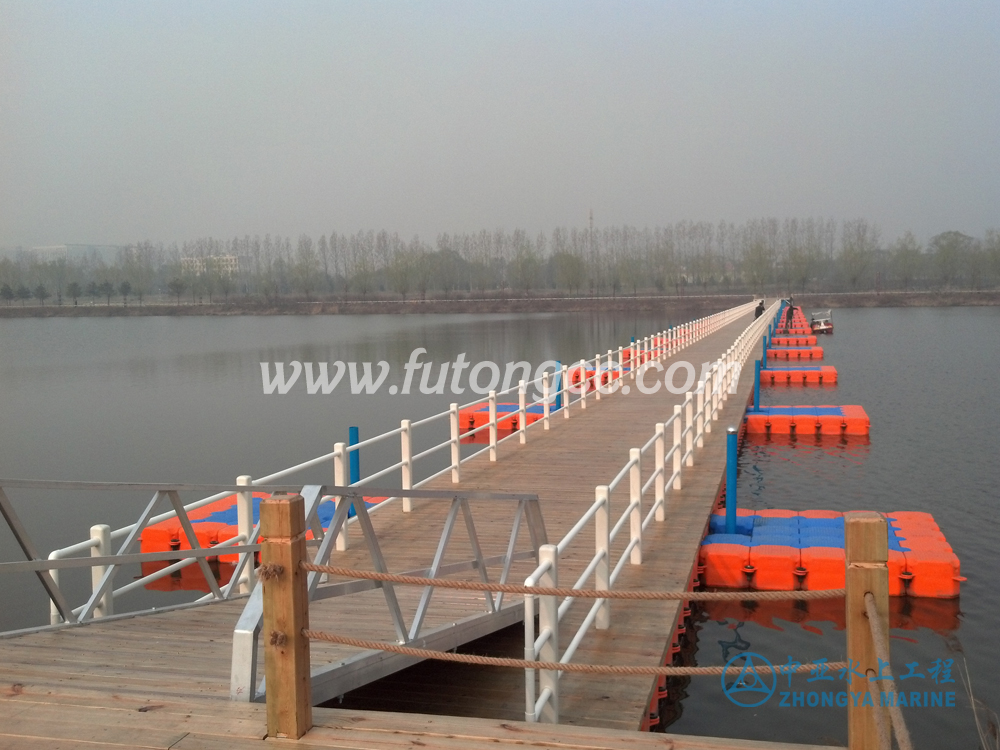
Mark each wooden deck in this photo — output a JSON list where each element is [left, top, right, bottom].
[[0, 691, 844, 749], [0, 311, 844, 749]]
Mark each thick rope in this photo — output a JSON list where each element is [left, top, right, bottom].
[[865, 592, 915, 750], [301, 562, 844, 602], [867, 668, 893, 750], [303, 629, 846, 677]]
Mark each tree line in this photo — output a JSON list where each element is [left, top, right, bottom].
[[2, 219, 999, 306]]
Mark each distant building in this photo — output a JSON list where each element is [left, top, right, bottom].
[[28, 244, 124, 263], [180, 255, 241, 276]]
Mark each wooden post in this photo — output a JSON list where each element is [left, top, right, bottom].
[[845, 511, 890, 750], [594, 353, 602, 400], [261, 493, 312, 740], [578, 360, 587, 410]]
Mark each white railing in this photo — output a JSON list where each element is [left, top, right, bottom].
[[523, 300, 778, 723], [43, 299, 765, 625]]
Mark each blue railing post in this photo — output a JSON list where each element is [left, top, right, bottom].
[[726, 426, 738, 534], [555, 361, 562, 411], [753, 359, 761, 412], [348, 426, 360, 484]]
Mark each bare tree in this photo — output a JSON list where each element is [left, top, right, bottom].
[[295, 234, 320, 300], [890, 231, 923, 290], [929, 231, 974, 288], [840, 219, 881, 290]]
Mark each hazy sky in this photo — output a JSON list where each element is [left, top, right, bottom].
[[2, 1, 998, 248]]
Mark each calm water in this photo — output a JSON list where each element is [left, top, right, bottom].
[[1, 308, 997, 747], [0, 311, 678, 631], [658, 307, 1000, 748]]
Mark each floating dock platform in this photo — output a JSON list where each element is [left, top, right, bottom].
[[700, 510, 963, 598], [760, 365, 838, 385], [771, 335, 818, 346], [744, 405, 869, 435], [767, 346, 824, 361]]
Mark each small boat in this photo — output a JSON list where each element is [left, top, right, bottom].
[[810, 309, 833, 335]]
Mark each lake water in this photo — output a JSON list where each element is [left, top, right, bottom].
[[657, 307, 1000, 748], [1, 307, 996, 747], [0, 310, 675, 630]]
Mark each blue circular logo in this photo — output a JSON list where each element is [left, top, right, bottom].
[[721, 651, 776, 707]]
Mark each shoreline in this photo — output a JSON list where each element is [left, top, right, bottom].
[[0, 290, 997, 318]]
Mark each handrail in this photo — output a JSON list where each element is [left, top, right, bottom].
[[36, 299, 764, 630], [524, 298, 777, 723]]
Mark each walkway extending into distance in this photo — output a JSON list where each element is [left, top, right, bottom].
[[0, 308, 843, 749]]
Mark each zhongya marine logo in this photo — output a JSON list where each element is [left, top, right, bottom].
[[722, 651, 777, 707]]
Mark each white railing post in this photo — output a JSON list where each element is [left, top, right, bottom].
[[704, 369, 713, 434], [594, 353, 602, 400], [696, 381, 706, 448], [607, 350, 615, 392], [236, 474, 255, 594], [684, 392, 695, 467], [561, 364, 569, 419], [450, 403, 461, 483], [334, 442, 348, 551], [90, 524, 113, 617], [673, 405, 683, 490], [578, 360, 587, 410], [721, 352, 730, 406], [538, 544, 559, 723], [401, 419, 413, 513], [713, 363, 720, 417], [518, 380, 528, 443], [542, 373, 551, 430], [524, 588, 537, 722], [595, 485, 610, 629], [629, 448, 642, 564], [49, 565, 61, 625], [654, 422, 666, 522], [489, 390, 498, 461]]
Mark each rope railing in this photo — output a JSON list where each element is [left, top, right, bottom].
[[258, 472, 899, 750], [299, 562, 845, 601], [300, 630, 846, 678]]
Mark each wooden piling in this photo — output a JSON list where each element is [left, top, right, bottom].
[[260, 492, 312, 739], [845, 511, 890, 750]]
